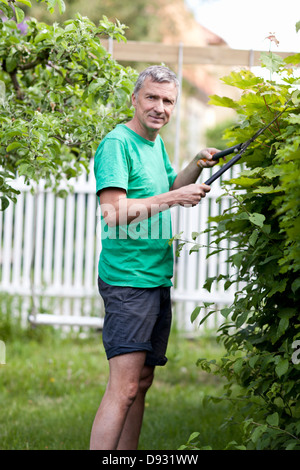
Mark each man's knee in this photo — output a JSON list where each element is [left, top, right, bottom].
[[108, 354, 154, 405], [119, 369, 153, 404], [122, 381, 140, 407], [139, 367, 154, 395]]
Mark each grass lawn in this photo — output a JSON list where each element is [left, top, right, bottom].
[[0, 325, 242, 450]]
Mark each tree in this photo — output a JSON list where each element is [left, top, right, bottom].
[[0, 1, 137, 209]]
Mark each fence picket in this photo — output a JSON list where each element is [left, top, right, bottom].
[[53, 197, 64, 289], [23, 191, 35, 290], [44, 192, 55, 286], [85, 191, 97, 290], [12, 191, 24, 286], [64, 194, 75, 287], [74, 193, 85, 289], [2, 203, 13, 288], [34, 192, 44, 287]]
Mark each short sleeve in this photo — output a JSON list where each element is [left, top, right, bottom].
[[94, 138, 130, 195]]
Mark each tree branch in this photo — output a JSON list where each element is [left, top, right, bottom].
[[9, 71, 25, 100], [19, 58, 42, 71], [2, 59, 24, 99]]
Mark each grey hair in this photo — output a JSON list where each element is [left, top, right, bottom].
[[133, 65, 180, 100]]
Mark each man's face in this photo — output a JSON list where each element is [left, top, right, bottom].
[[131, 77, 177, 139]]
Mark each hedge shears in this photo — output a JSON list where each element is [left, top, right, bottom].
[[199, 106, 288, 186]]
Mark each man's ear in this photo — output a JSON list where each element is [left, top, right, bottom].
[[131, 92, 137, 109]]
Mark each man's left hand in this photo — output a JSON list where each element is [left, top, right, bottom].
[[196, 148, 222, 168]]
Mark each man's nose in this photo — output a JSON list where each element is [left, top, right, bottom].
[[153, 99, 164, 113]]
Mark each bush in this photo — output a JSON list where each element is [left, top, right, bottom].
[[183, 50, 300, 450]]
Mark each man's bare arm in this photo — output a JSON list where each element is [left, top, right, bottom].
[[99, 183, 211, 227], [171, 147, 219, 190], [99, 148, 222, 227]]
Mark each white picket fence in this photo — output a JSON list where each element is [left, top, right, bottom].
[[0, 159, 239, 333]]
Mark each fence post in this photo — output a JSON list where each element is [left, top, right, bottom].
[[173, 42, 183, 173]]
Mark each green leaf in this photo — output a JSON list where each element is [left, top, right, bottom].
[[199, 309, 215, 326], [291, 88, 300, 105], [14, 6, 25, 24], [251, 424, 268, 444], [249, 230, 259, 247], [296, 21, 300, 33], [220, 306, 233, 318], [188, 432, 200, 443], [233, 357, 244, 374], [253, 186, 282, 194], [267, 278, 288, 297], [236, 311, 248, 328], [285, 54, 300, 66], [249, 355, 259, 368], [0, 196, 10, 211], [189, 244, 200, 254], [5, 57, 17, 73], [57, 0, 66, 14], [114, 88, 128, 107], [262, 167, 281, 179], [230, 176, 262, 187], [277, 317, 289, 338], [203, 277, 215, 292], [46, 0, 56, 13], [6, 142, 25, 152], [88, 78, 107, 94], [191, 306, 201, 323], [208, 95, 239, 109], [191, 231, 200, 240], [260, 52, 285, 73], [288, 114, 300, 124], [249, 212, 265, 228], [266, 412, 279, 427], [17, 0, 32, 6], [291, 279, 300, 293], [34, 31, 52, 44], [222, 70, 263, 89], [275, 358, 289, 378], [231, 252, 244, 268], [0, 3, 14, 19]]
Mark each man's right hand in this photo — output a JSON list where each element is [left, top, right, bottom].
[[174, 183, 211, 207]]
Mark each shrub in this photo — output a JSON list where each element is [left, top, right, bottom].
[[184, 50, 300, 450]]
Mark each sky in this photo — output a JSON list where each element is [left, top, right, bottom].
[[185, 0, 299, 53]]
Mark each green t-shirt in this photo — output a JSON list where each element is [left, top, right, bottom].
[[94, 124, 177, 288]]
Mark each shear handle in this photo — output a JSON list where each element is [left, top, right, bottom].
[[212, 143, 243, 160], [205, 152, 243, 185]]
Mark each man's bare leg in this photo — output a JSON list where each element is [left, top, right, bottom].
[[89, 351, 149, 450], [117, 365, 154, 450]]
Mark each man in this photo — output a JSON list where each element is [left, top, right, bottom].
[[90, 65, 220, 450]]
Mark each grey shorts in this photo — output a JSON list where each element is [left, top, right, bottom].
[[98, 276, 172, 366]]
